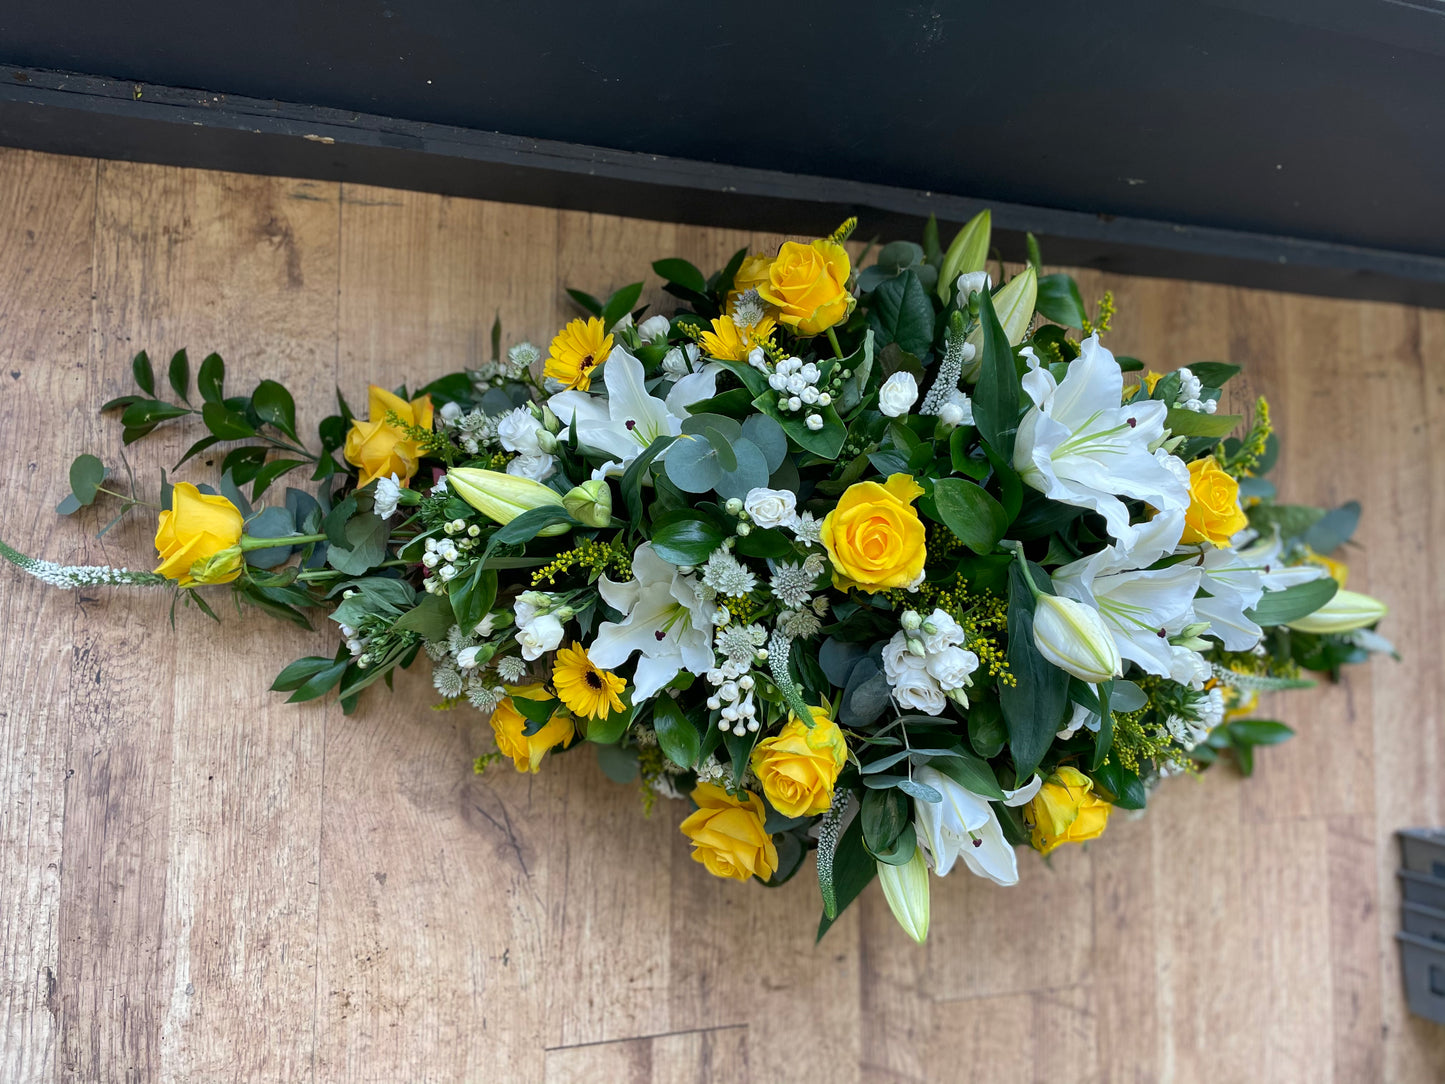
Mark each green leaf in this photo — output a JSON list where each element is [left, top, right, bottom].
[[652, 696, 701, 769], [1248, 502, 1325, 543], [244, 506, 297, 568], [652, 258, 707, 296], [967, 699, 1007, 758], [167, 349, 190, 402], [601, 281, 645, 331], [121, 399, 190, 429], [1187, 362, 1241, 388], [197, 352, 225, 403], [251, 458, 307, 500], [998, 562, 1070, 777], [1026, 233, 1043, 274], [620, 435, 674, 531], [931, 478, 1008, 555], [595, 743, 639, 783], [271, 656, 337, 692], [449, 563, 498, 632], [394, 594, 456, 640], [326, 513, 390, 575], [861, 788, 909, 857], [1092, 761, 1147, 810], [175, 434, 220, 469], [55, 493, 82, 515], [132, 350, 155, 395], [68, 454, 106, 507], [252, 379, 299, 440], [650, 510, 726, 566], [816, 816, 877, 940], [865, 269, 935, 356], [1035, 273, 1086, 329], [1164, 408, 1243, 438], [1248, 577, 1338, 625], [222, 445, 269, 485], [938, 210, 991, 304], [285, 660, 348, 703], [1091, 679, 1114, 771], [1229, 719, 1295, 746], [931, 748, 1006, 801], [1303, 501, 1361, 554], [971, 288, 1022, 457], [565, 288, 603, 317], [752, 391, 847, 459], [202, 400, 256, 440], [492, 507, 578, 546]]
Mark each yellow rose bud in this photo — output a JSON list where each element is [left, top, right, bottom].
[[489, 684, 574, 773], [1025, 766, 1111, 856], [562, 479, 612, 529], [820, 474, 927, 593], [343, 385, 434, 488], [678, 782, 778, 882], [1180, 457, 1249, 547], [446, 467, 570, 536], [749, 706, 847, 818], [877, 842, 931, 944], [153, 482, 245, 588], [1286, 588, 1388, 634], [1031, 593, 1121, 684], [756, 238, 853, 336]]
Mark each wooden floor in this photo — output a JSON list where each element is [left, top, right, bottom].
[[0, 147, 1441, 1083]]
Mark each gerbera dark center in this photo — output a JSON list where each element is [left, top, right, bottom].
[[580, 353, 595, 369], [585, 671, 603, 690]]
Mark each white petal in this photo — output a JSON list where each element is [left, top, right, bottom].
[[960, 809, 1019, 886]]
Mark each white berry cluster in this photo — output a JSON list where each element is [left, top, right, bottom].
[[1172, 367, 1217, 414], [754, 350, 831, 432], [421, 520, 481, 593]]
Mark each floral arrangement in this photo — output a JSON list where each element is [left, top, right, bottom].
[[4, 212, 1394, 941]]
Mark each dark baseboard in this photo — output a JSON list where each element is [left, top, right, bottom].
[[3, 66, 1444, 309]]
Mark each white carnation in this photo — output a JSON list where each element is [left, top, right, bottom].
[[497, 408, 544, 456], [373, 473, 402, 521], [743, 487, 797, 530], [883, 632, 947, 715], [506, 453, 556, 482], [925, 645, 979, 692], [878, 371, 919, 418]]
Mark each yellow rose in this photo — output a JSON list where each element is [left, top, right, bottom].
[[1025, 767, 1111, 856], [153, 482, 245, 588], [750, 706, 847, 818], [729, 252, 776, 303], [1180, 457, 1249, 547], [679, 782, 778, 882], [756, 238, 853, 336], [820, 474, 927, 592], [343, 384, 434, 488], [489, 684, 574, 773]]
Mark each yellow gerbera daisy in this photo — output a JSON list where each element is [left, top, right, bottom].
[[552, 643, 627, 720], [698, 313, 776, 362], [545, 317, 613, 391]]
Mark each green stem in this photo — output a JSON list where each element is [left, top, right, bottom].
[[258, 433, 319, 461], [95, 486, 160, 510], [239, 532, 328, 551], [825, 327, 845, 360], [295, 558, 411, 581]]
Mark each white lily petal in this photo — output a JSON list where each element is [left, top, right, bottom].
[[960, 810, 1019, 887]]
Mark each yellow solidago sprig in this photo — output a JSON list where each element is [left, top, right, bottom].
[[545, 316, 612, 391], [551, 643, 626, 721], [1219, 396, 1272, 477]]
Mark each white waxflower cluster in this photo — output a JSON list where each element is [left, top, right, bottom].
[[762, 355, 829, 431], [1171, 367, 1217, 415], [421, 520, 481, 594], [881, 609, 980, 715], [709, 621, 768, 735], [701, 547, 757, 598]]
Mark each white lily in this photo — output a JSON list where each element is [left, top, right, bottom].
[[589, 543, 715, 700], [1189, 532, 1327, 650], [913, 766, 1039, 886], [1013, 335, 1189, 549], [547, 348, 720, 478], [1054, 509, 1203, 677]]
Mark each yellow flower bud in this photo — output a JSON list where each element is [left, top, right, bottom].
[[445, 468, 570, 536], [562, 479, 613, 529], [188, 545, 244, 585], [877, 842, 930, 944], [937, 209, 991, 305], [1025, 767, 1111, 855], [1286, 588, 1388, 634], [1031, 594, 1121, 683]]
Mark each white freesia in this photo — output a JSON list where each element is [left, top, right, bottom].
[[505, 453, 556, 482], [590, 543, 715, 699], [742, 487, 798, 529], [636, 314, 671, 342], [1013, 335, 1189, 549], [878, 371, 919, 418], [496, 407, 545, 456], [1054, 509, 1202, 677], [1031, 593, 1122, 683], [516, 613, 564, 661], [373, 473, 402, 520], [913, 766, 1033, 886], [547, 348, 720, 477]]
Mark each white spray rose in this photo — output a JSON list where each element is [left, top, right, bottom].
[[742, 487, 798, 530], [497, 408, 544, 456], [636, 315, 672, 342], [505, 453, 556, 482], [878, 371, 920, 418], [516, 613, 565, 661]]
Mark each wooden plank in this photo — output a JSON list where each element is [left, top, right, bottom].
[[0, 147, 96, 1084], [59, 161, 339, 1080], [543, 1025, 749, 1084]]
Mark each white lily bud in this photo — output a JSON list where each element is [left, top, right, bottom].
[[446, 467, 569, 536], [1032, 594, 1122, 683], [877, 843, 930, 944], [1286, 589, 1388, 634], [937, 209, 991, 305], [964, 266, 1038, 379]]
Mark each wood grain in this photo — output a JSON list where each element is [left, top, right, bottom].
[[0, 147, 1442, 1082]]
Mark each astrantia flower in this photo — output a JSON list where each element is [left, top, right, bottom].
[[545, 316, 612, 392], [552, 643, 627, 720], [432, 663, 464, 699], [789, 512, 823, 547], [1013, 335, 1189, 549], [728, 289, 768, 330], [701, 549, 756, 598], [496, 656, 527, 683], [715, 622, 767, 669], [466, 681, 503, 713], [769, 561, 817, 610]]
